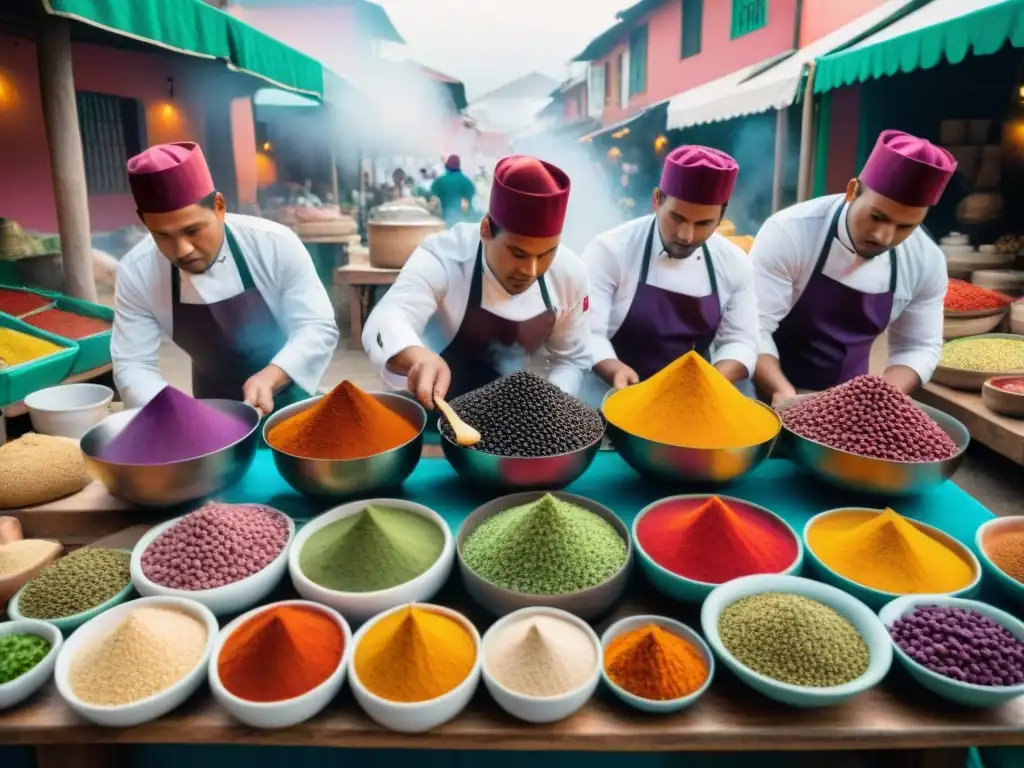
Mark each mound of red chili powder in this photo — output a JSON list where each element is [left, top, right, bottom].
[[779, 375, 959, 462], [944, 279, 1013, 312], [24, 308, 111, 339], [0, 288, 50, 317], [636, 496, 798, 583]]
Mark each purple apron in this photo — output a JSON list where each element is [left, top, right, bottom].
[[610, 219, 721, 381], [441, 242, 557, 399], [773, 201, 897, 391], [171, 226, 309, 407]]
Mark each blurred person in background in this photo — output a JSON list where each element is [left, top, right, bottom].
[[431, 155, 478, 227]]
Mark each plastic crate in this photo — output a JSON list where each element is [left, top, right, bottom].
[[0, 314, 79, 407], [25, 295, 114, 375], [0, 283, 56, 318]]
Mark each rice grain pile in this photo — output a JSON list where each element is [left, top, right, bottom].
[[0, 539, 61, 577], [70, 605, 207, 705], [940, 337, 1024, 373], [0, 433, 91, 509]]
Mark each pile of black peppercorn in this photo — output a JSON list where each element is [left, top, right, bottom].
[[440, 370, 605, 456]]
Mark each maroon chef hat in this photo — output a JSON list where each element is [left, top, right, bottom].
[[860, 130, 957, 207], [445, 154, 461, 171], [659, 145, 738, 205], [488, 155, 570, 238], [127, 142, 215, 214]]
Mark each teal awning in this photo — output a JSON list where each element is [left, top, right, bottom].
[[42, 0, 325, 100], [814, 0, 1024, 94]]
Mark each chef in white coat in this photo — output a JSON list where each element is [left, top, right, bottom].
[[751, 130, 956, 406], [111, 142, 338, 413], [581, 145, 758, 406], [362, 154, 591, 410]]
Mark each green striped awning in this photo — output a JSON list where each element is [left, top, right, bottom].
[[42, 0, 326, 100], [814, 0, 1024, 94]]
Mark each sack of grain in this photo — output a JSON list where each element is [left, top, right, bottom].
[[0, 433, 91, 509]]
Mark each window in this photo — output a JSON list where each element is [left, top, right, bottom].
[[604, 61, 612, 101], [681, 0, 703, 58], [612, 53, 623, 104], [75, 92, 144, 195], [628, 25, 648, 97], [588, 64, 606, 119], [731, 0, 767, 39], [619, 51, 628, 107]]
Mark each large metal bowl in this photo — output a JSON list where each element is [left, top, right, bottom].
[[439, 417, 604, 492], [601, 395, 780, 484], [777, 402, 969, 496], [81, 400, 260, 507], [265, 392, 425, 498]]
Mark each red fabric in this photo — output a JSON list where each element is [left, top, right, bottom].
[[127, 142, 215, 214], [488, 155, 570, 237], [659, 145, 738, 205], [860, 130, 957, 207]]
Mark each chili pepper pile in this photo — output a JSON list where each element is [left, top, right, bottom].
[[944, 279, 1013, 312]]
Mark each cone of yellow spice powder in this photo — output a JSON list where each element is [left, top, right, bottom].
[[603, 351, 779, 449]]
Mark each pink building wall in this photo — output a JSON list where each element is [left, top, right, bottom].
[[824, 85, 863, 194], [0, 32, 258, 234], [596, 0, 799, 126], [799, 0, 890, 45]]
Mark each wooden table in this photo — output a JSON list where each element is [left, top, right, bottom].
[[1, 364, 113, 419], [917, 381, 1024, 466], [333, 264, 400, 341]]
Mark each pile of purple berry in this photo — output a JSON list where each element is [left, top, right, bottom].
[[779, 375, 959, 462], [890, 605, 1024, 687]]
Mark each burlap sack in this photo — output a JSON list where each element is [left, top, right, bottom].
[[0, 433, 91, 509]]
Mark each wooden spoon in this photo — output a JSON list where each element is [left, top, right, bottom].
[[0, 516, 63, 603], [435, 397, 481, 447]]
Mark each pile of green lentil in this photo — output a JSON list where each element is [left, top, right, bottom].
[[0, 633, 51, 684], [940, 337, 1024, 373], [718, 593, 870, 687], [17, 548, 131, 620], [461, 493, 627, 595]]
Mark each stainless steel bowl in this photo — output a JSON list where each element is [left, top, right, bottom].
[[456, 491, 632, 620], [80, 400, 260, 507], [264, 392, 426, 498], [439, 418, 604, 492], [601, 397, 780, 484], [777, 402, 969, 496]]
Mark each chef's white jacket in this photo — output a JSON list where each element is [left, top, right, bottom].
[[579, 214, 760, 404], [362, 222, 592, 396], [750, 194, 946, 384], [111, 213, 339, 409]]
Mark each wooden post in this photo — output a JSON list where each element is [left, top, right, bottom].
[[329, 143, 340, 204], [772, 107, 788, 213], [37, 14, 97, 302], [796, 61, 817, 203]]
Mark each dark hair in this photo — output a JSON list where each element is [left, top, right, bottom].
[[656, 188, 728, 217], [484, 213, 501, 237], [197, 191, 219, 209]]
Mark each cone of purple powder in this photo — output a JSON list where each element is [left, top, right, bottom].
[[778, 375, 959, 462], [98, 386, 252, 465], [890, 605, 1024, 687], [141, 502, 290, 591]]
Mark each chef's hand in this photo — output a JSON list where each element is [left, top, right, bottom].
[[405, 350, 451, 410], [593, 358, 640, 390], [771, 386, 799, 411], [243, 364, 289, 417]]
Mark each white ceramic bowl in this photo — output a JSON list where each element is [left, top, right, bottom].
[[879, 594, 1024, 708], [25, 384, 113, 440], [0, 619, 62, 709], [600, 615, 715, 714], [289, 499, 455, 624], [131, 509, 295, 617], [208, 600, 352, 728], [701, 574, 892, 708], [349, 603, 481, 733], [481, 606, 601, 723], [54, 596, 218, 727]]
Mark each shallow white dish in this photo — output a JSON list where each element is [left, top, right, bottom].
[[700, 574, 892, 708], [0, 619, 62, 709], [25, 383, 113, 440], [349, 602, 481, 733], [289, 499, 455, 624], [131, 509, 295, 617], [54, 596, 218, 727], [481, 606, 600, 723], [208, 600, 352, 728]]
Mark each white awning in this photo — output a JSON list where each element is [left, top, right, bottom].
[[665, 0, 917, 130]]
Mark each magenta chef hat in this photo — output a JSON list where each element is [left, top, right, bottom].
[[489, 155, 571, 238], [445, 154, 461, 171], [660, 145, 739, 205], [127, 142, 215, 214], [860, 130, 957, 207]]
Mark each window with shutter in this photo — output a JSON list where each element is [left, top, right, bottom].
[[731, 0, 767, 39], [681, 0, 703, 59], [628, 24, 647, 97], [75, 92, 145, 195]]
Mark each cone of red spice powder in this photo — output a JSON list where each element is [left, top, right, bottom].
[[636, 496, 798, 583]]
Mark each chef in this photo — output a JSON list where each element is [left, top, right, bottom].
[[582, 145, 759, 405], [111, 141, 339, 413], [751, 130, 956, 406], [362, 154, 591, 409]]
